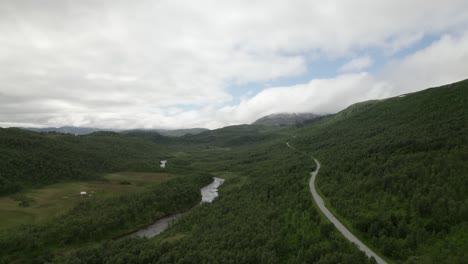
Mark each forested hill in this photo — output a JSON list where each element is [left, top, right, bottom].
[[181, 124, 282, 146], [0, 129, 172, 195], [22, 126, 209, 137], [253, 112, 321, 127], [292, 79, 468, 262], [23, 126, 110, 135], [0, 124, 278, 195], [0, 79, 466, 263]]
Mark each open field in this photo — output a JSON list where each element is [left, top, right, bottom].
[[0, 172, 172, 230]]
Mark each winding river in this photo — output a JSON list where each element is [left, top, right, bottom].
[[127, 177, 224, 239]]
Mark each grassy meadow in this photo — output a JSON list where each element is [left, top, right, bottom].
[[0, 172, 172, 230]]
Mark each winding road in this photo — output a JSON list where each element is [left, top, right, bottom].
[[287, 142, 387, 264]]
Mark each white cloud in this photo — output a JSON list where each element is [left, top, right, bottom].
[[339, 56, 373, 72], [382, 32, 468, 92], [219, 73, 390, 123], [217, 32, 468, 127], [0, 1, 467, 129]]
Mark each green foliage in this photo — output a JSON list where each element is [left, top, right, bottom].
[[0, 129, 171, 195], [10, 194, 36, 208], [293, 80, 468, 262], [0, 175, 212, 263], [56, 143, 373, 264], [118, 180, 131, 185], [182, 124, 281, 147], [1, 79, 466, 263]]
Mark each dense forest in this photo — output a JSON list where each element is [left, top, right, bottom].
[[54, 142, 375, 264], [0, 80, 466, 263], [292, 80, 468, 262], [0, 129, 177, 195], [0, 175, 212, 263]]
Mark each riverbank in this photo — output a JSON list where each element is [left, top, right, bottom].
[[124, 177, 224, 239]]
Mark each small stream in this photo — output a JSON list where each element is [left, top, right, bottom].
[[127, 177, 224, 239]]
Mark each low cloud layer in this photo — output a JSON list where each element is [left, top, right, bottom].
[[1, 1, 467, 129]]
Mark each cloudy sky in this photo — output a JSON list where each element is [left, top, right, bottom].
[[1, 0, 468, 129]]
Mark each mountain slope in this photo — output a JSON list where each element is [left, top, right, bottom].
[[182, 124, 281, 146], [253, 113, 321, 126], [0, 80, 466, 263], [0, 129, 169, 195], [292, 79, 468, 263]]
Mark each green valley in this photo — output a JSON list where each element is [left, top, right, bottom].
[[0, 80, 467, 263]]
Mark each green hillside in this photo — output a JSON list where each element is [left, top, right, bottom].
[[0, 80, 466, 263], [0, 129, 172, 195], [182, 124, 282, 146], [252, 113, 321, 126], [292, 80, 468, 262], [54, 140, 374, 264]]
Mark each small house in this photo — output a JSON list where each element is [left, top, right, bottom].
[[80, 191, 87, 195]]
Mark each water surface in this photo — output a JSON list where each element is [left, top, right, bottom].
[[200, 177, 224, 203], [128, 177, 224, 238]]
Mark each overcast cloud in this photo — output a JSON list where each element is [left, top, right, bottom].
[[1, 0, 468, 129]]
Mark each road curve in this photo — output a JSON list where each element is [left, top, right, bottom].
[[309, 159, 386, 264], [287, 142, 386, 264]]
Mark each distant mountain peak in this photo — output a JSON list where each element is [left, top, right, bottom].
[[252, 112, 321, 127]]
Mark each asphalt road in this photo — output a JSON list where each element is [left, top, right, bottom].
[[287, 142, 387, 264], [309, 159, 387, 264]]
